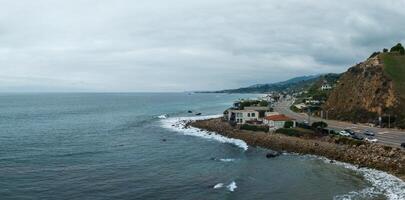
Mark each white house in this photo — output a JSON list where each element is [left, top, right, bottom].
[[228, 110, 259, 124], [263, 114, 296, 129], [321, 84, 332, 90]]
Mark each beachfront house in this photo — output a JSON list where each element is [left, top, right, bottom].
[[227, 110, 259, 124], [263, 114, 296, 129], [244, 106, 271, 118]]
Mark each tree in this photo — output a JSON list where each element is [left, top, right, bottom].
[[311, 121, 328, 129], [259, 100, 269, 107], [383, 48, 388, 53], [284, 121, 294, 128], [390, 43, 405, 55], [369, 51, 380, 58]]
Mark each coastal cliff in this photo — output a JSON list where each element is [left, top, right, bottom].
[[190, 118, 405, 180], [323, 51, 405, 126]]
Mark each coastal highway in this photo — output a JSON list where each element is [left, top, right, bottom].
[[274, 99, 405, 148]]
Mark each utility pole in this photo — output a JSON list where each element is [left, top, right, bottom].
[[307, 107, 311, 124]]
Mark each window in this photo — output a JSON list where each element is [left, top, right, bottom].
[[251, 113, 255, 117], [247, 113, 250, 117]]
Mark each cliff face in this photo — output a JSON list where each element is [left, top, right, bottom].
[[323, 54, 401, 123]]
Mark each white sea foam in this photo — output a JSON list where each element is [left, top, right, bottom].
[[302, 156, 405, 200], [157, 114, 168, 119], [219, 158, 236, 162], [213, 183, 224, 189], [160, 115, 248, 151], [226, 181, 237, 192]]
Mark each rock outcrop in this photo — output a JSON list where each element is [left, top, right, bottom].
[[323, 54, 403, 124]]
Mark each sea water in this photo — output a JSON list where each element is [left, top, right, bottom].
[[0, 93, 404, 200]]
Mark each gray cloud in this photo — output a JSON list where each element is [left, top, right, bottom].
[[0, 0, 404, 92]]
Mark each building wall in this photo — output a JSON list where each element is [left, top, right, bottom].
[[232, 111, 259, 124]]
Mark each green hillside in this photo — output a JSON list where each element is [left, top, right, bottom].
[[381, 53, 405, 99]]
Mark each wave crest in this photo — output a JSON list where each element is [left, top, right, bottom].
[[160, 115, 248, 151]]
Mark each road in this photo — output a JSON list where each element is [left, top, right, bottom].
[[274, 99, 405, 148]]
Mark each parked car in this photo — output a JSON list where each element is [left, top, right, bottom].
[[339, 130, 351, 137], [364, 130, 375, 136], [401, 143, 405, 148], [351, 134, 364, 140], [365, 137, 378, 143], [344, 129, 355, 135]]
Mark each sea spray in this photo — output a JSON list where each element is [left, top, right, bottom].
[[213, 183, 224, 189], [226, 181, 237, 192], [161, 115, 248, 151], [298, 154, 405, 200]]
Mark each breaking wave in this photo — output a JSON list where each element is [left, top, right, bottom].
[[157, 114, 168, 119], [302, 155, 405, 200], [213, 183, 224, 189], [160, 115, 248, 151], [219, 158, 236, 162], [226, 181, 237, 192]]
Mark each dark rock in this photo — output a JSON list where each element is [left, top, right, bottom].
[[162, 139, 167, 142], [195, 113, 202, 116], [188, 110, 193, 113], [266, 150, 281, 158]]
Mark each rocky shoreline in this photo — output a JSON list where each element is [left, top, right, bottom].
[[190, 118, 405, 181]]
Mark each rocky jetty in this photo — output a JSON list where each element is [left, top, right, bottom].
[[190, 118, 405, 180]]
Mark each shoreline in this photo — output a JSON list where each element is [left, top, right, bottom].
[[189, 118, 405, 181]]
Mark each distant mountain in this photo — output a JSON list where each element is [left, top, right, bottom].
[[205, 74, 337, 93]]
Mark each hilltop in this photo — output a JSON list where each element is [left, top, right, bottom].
[[323, 43, 405, 128]]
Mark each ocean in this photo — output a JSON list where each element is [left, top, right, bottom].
[[0, 93, 404, 200]]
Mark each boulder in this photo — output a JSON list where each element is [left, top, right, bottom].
[[266, 150, 281, 158]]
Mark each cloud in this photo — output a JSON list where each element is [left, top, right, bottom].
[[0, 0, 404, 92]]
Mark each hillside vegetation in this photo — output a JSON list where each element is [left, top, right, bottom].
[[382, 53, 405, 99]]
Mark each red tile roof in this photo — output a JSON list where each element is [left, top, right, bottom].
[[264, 114, 294, 121]]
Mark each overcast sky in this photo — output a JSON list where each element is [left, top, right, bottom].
[[1, 0, 404, 92]]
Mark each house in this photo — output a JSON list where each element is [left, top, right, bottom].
[[244, 106, 271, 118], [263, 114, 296, 129], [321, 84, 332, 90], [305, 99, 321, 105], [228, 110, 259, 124], [294, 103, 307, 110]]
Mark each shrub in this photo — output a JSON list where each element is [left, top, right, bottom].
[[258, 100, 269, 107], [390, 43, 405, 55], [334, 136, 365, 146], [369, 51, 380, 58], [297, 122, 312, 130], [311, 121, 328, 129], [275, 128, 303, 137], [240, 124, 268, 132], [290, 105, 300, 112], [383, 48, 388, 53], [284, 121, 294, 128]]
